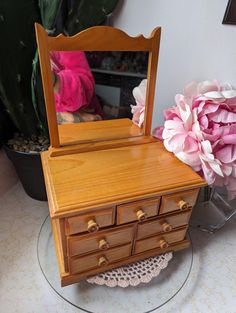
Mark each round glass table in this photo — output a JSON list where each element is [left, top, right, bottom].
[[37, 215, 194, 313]]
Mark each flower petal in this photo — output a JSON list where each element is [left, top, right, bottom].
[[221, 89, 236, 99], [132, 79, 147, 106], [152, 126, 164, 140], [183, 136, 199, 153], [216, 146, 236, 163], [209, 109, 236, 123], [198, 80, 220, 94]]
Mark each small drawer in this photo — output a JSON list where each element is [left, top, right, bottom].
[[65, 207, 115, 235], [134, 227, 187, 254], [67, 224, 134, 257], [117, 197, 160, 225], [159, 189, 199, 215], [137, 210, 191, 239], [69, 243, 132, 274]]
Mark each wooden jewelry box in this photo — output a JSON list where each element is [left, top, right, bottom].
[[35, 24, 206, 287]]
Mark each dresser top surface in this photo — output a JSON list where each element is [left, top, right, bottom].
[[41, 141, 206, 217], [58, 118, 143, 146]]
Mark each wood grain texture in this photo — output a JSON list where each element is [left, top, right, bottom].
[[35, 23, 60, 147], [60, 239, 190, 286], [49, 136, 157, 157], [144, 27, 161, 136], [67, 224, 135, 257], [117, 197, 160, 224], [35, 23, 161, 149], [137, 210, 192, 239], [47, 25, 159, 51], [69, 243, 132, 274], [134, 227, 187, 254], [65, 207, 115, 235], [51, 219, 66, 275], [56, 219, 69, 272], [159, 189, 199, 215], [41, 141, 206, 218], [58, 118, 143, 146]]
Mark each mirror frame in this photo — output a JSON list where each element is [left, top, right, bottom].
[[35, 23, 161, 150]]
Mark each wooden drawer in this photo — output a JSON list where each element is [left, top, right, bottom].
[[69, 243, 132, 274], [159, 189, 199, 215], [134, 227, 187, 254], [117, 197, 160, 225], [137, 210, 191, 239], [67, 224, 134, 257], [65, 207, 115, 235]]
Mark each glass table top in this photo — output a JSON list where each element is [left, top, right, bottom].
[[37, 215, 194, 313]]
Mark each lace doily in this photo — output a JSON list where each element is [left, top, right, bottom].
[[87, 252, 173, 288]]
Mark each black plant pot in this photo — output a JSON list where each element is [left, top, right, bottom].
[[4, 145, 47, 201]]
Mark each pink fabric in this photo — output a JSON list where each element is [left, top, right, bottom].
[[153, 80, 236, 200], [50, 51, 95, 113]]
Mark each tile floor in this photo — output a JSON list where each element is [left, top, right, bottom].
[[0, 149, 236, 313]]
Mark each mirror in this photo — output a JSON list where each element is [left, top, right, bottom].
[[51, 50, 148, 145], [35, 24, 161, 151], [51, 51, 148, 123]]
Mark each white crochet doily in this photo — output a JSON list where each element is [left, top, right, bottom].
[[87, 252, 173, 288]]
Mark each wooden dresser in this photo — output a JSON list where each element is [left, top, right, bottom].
[[35, 24, 206, 286], [41, 141, 205, 286]]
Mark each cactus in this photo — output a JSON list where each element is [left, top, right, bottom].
[[39, 0, 63, 33], [0, 0, 119, 140], [38, 0, 119, 35], [65, 0, 119, 35], [0, 0, 42, 137], [0, 99, 15, 143]]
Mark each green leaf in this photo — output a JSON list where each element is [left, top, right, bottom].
[[0, 0, 41, 136], [65, 0, 119, 35], [39, 0, 63, 32]]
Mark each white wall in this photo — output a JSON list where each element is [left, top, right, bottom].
[[112, 0, 236, 126]]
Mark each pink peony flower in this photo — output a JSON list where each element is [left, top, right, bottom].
[[153, 80, 236, 200], [131, 79, 147, 127]]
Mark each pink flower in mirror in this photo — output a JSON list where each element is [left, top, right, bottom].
[[153, 80, 236, 200], [131, 79, 147, 127]]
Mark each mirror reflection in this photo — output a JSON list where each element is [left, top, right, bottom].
[[50, 51, 148, 125]]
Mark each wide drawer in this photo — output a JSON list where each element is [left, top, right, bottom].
[[67, 224, 134, 257], [65, 207, 115, 235], [137, 210, 191, 239], [69, 243, 132, 274], [134, 227, 187, 254], [117, 197, 161, 225], [159, 189, 199, 215]]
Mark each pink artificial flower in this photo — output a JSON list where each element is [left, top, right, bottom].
[[153, 80, 236, 200], [131, 79, 147, 127], [184, 80, 221, 101]]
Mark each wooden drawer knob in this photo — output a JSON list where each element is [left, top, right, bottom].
[[99, 238, 109, 250], [161, 222, 172, 232], [98, 256, 108, 267], [159, 239, 169, 249], [178, 200, 189, 210], [136, 209, 147, 222], [87, 219, 99, 233]]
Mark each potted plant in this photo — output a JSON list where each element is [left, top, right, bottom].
[[0, 99, 16, 147], [0, 0, 119, 201]]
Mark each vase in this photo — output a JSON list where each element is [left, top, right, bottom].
[[190, 185, 236, 233]]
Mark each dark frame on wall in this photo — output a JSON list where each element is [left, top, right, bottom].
[[223, 0, 236, 25]]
